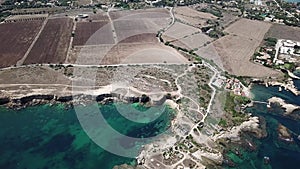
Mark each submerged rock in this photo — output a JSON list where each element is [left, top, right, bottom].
[[278, 124, 293, 143]]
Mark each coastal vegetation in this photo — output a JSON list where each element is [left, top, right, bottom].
[[219, 92, 250, 127]]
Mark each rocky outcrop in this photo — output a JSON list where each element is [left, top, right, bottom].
[[56, 95, 73, 102], [0, 97, 10, 105], [13, 94, 54, 104], [278, 124, 293, 142], [96, 94, 113, 102], [1, 92, 166, 109]]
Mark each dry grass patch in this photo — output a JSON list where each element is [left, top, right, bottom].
[[172, 32, 213, 50], [163, 22, 199, 41], [225, 19, 271, 41], [0, 66, 70, 84]]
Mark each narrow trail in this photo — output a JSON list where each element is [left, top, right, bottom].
[[107, 5, 118, 44], [174, 61, 219, 136], [65, 18, 77, 63]]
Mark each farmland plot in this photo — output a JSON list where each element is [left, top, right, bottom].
[[114, 19, 159, 43], [24, 18, 73, 64], [163, 22, 199, 42], [212, 19, 280, 77], [0, 21, 43, 68], [110, 8, 169, 20], [174, 6, 217, 28], [265, 23, 300, 42], [73, 21, 114, 46]]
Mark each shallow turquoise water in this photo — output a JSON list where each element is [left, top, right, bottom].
[[224, 80, 300, 169], [0, 103, 174, 169], [284, 0, 300, 2]]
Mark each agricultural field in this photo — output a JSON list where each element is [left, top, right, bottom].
[[113, 19, 159, 42], [0, 20, 43, 68], [212, 19, 280, 77], [24, 18, 73, 64], [225, 19, 271, 41], [219, 12, 239, 28], [118, 33, 158, 44], [174, 6, 217, 28], [68, 8, 187, 65], [73, 21, 114, 46], [67, 45, 114, 64], [68, 42, 188, 65], [195, 43, 224, 70], [172, 32, 213, 50], [162, 22, 199, 42], [111, 8, 170, 43], [109, 8, 169, 20], [264, 23, 300, 42]]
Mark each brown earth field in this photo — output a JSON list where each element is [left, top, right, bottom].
[[212, 19, 281, 77], [265, 23, 300, 42], [118, 33, 158, 44], [0, 21, 43, 68], [113, 19, 160, 42], [73, 21, 114, 46], [24, 18, 74, 64]]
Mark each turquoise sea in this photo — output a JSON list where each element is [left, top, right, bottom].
[[285, 0, 300, 2], [224, 75, 300, 169], [0, 103, 175, 169]]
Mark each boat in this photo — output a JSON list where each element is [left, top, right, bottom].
[[264, 156, 270, 164]]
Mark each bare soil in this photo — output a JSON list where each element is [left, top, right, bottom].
[[174, 6, 217, 28], [265, 23, 300, 42], [0, 21, 43, 68], [24, 18, 74, 64], [73, 21, 114, 46], [212, 19, 281, 77]]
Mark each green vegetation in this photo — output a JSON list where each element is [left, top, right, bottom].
[[218, 118, 227, 127], [264, 37, 277, 47], [282, 62, 296, 71], [115, 1, 130, 9], [224, 92, 250, 126], [199, 8, 222, 17]]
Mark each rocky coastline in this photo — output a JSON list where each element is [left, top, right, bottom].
[[0, 92, 167, 110]]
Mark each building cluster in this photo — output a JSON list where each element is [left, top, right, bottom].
[[275, 39, 300, 65], [254, 38, 300, 71], [253, 47, 274, 66], [225, 78, 247, 96]]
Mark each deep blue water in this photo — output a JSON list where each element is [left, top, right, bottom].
[[0, 103, 174, 169]]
